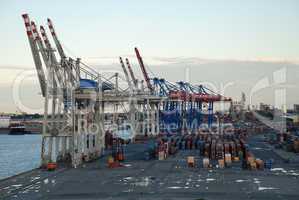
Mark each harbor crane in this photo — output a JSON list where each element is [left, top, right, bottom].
[[125, 58, 138, 89], [22, 14, 232, 169], [22, 14, 106, 167], [135, 47, 153, 93], [119, 57, 133, 93]]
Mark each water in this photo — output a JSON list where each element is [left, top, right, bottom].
[[0, 134, 41, 180]]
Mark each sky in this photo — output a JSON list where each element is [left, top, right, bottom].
[[0, 0, 299, 113]]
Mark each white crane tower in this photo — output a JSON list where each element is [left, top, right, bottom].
[[22, 14, 105, 167]]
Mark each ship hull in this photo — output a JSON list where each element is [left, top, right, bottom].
[[9, 128, 26, 135]]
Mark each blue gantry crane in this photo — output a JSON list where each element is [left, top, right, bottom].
[[131, 48, 232, 135], [151, 77, 231, 134]]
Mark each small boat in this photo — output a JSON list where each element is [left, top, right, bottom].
[[9, 122, 26, 135]]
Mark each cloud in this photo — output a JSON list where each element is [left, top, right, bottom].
[[1, 57, 299, 113], [149, 57, 212, 65], [0, 65, 33, 70], [82, 56, 299, 67]]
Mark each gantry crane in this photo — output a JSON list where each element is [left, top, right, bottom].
[[23, 13, 232, 167], [22, 14, 105, 167], [151, 76, 232, 133], [22, 14, 47, 97], [134, 47, 153, 93], [119, 57, 133, 93], [125, 58, 138, 90]]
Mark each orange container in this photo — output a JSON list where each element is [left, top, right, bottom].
[[233, 156, 239, 162], [225, 153, 232, 166], [107, 156, 114, 167], [47, 162, 57, 171], [294, 140, 299, 153], [218, 159, 225, 169], [117, 152, 124, 161], [158, 151, 165, 160], [187, 156, 195, 167], [250, 161, 257, 170], [203, 158, 209, 168], [255, 159, 264, 170], [109, 160, 120, 168], [247, 156, 255, 163]]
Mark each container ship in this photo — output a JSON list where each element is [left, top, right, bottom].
[[8, 122, 26, 135]]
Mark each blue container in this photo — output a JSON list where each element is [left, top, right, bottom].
[[178, 140, 181, 149], [192, 140, 197, 149], [197, 140, 202, 149], [175, 140, 180, 148], [181, 141, 186, 150], [145, 151, 151, 160], [80, 79, 97, 88], [79, 79, 113, 90], [264, 159, 273, 169], [197, 141, 205, 155], [197, 147, 201, 156]]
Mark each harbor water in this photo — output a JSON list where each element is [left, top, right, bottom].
[[0, 134, 41, 180]]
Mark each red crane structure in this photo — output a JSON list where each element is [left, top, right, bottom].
[[125, 58, 138, 89], [134, 47, 153, 93]]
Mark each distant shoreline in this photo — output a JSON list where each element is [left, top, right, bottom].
[[0, 129, 41, 135]]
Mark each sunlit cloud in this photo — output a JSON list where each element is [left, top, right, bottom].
[[81, 56, 299, 67]]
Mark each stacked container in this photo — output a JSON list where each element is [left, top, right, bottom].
[[225, 153, 232, 167], [203, 158, 209, 168], [187, 156, 195, 167], [255, 159, 264, 170], [218, 159, 225, 169]]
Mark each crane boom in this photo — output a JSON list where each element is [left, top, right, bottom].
[[119, 57, 132, 91], [21, 14, 46, 97], [47, 18, 77, 86], [40, 25, 58, 63], [40, 25, 64, 85], [47, 18, 66, 59], [125, 58, 137, 88], [31, 22, 50, 69], [134, 47, 153, 92]]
